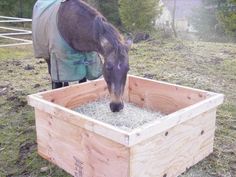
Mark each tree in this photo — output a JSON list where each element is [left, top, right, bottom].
[[119, 0, 162, 32], [171, 0, 177, 37], [217, 0, 236, 37], [199, 0, 236, 38], [98, 0, 121, 26], [189, 4, 219, 39], [85, 0, 121, 26], [0, 0, 35, 18], [0, 0, 17, 17], [84, 0, 99, 8]]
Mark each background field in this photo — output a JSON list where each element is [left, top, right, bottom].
[[0, 38, 235, 176]]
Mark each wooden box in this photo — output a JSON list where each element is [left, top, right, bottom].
[[27, 75, 224, 177]]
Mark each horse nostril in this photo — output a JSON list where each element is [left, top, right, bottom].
[[110, 102, 124, 112]]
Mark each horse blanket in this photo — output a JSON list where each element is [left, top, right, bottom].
[[32, 0, 103, 82]]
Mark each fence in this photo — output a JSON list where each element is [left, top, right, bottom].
[[0, 16, 32, 47]]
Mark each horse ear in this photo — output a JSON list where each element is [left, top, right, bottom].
[[125, 39, 133, 51]]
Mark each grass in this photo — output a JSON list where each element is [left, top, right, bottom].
[[129, 39, 236, 177], [0, 46, 32, 61], [0, 38, 236, 176], [0, 46, 69, 177]]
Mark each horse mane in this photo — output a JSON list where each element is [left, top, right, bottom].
[[61, 0, 126, 55], [77, 0, 102, 17], [93, 15, 126, 55]]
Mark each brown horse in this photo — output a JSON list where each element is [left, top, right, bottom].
[[33, 0, 131, 112]]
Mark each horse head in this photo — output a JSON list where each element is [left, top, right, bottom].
[[57, 0, 133, 112], [102, 39, 132, 112]]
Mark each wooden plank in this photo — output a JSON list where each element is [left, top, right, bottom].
[[35, 109, 130, 177], [40, 77, 129, 109], [28, 76, 223, 147], [28, 95, 130, 146], [129, 109, 216, 177], [127, 76, 223, 146], [28, 78, 131, 146], [128, 75, 214, 114], [29, 76, 224, 176], [128, 92, 223, 146], [123, 76, 130, 102], [40, 79, 109, 109]]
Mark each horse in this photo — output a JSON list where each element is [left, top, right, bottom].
[[32, 0, 131, 112]]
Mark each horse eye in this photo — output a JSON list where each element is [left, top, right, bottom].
[[106, 63, 113, 70], [124, 64, 130, 71]]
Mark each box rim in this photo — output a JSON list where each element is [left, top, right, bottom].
[[27, 75, 224, 147], [127, 93, 224, 146]]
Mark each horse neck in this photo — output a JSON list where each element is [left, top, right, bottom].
[[98, 40, 111, 57], [99, 35, 125, 59]]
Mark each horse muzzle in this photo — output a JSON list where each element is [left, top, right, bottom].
[[109, 102, 124, 112], [109, 90, 124, 112]]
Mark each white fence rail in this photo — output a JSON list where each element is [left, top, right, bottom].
[[0, 16, 32, 47]]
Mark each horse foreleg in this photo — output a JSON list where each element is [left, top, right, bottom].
[[45, 59, 51, 75], [52, 82, 63, 89], [63, 82, 69, 87], [79, 77, 87, 83], [45, 59, 64, 89]]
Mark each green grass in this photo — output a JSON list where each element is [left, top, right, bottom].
[[0, 46, 33, 61], [0, 46, 70, 177], [129, 39, 236, 176], [0, 39, 236, 176]]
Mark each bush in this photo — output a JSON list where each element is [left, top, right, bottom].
[[119, 0, 162, 32], [0, 0, 35, 18], [217, 0, 236, 38], [99, 0, 121, 26], [189, 5, 219, 39]]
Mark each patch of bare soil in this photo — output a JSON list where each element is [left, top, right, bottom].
[[17, 141, 37, 165]]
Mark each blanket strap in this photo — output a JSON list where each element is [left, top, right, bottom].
[[73, 60, 96, 66]]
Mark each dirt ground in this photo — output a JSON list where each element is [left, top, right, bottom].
[[0, 38, 235, 176]]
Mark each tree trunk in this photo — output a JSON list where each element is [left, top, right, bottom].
[[172, 0, 177, 37], [19, 0, 23, 17]]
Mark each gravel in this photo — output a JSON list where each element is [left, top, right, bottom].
[[74, 98, 164, 132]]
